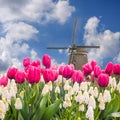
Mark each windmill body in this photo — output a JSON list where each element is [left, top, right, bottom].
[[68, 46, 88, 70]]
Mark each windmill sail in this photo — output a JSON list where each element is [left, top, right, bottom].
[[71, 17, 77, 46], [47, 18, 100, 70]]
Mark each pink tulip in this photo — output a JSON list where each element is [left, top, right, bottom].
[[90, 60, 97, 70], [98, 73, 109, 87], [23, 57, 30, 67], [42, 54, 51, 68], [105, 62, 113, 76], [50, 65, 58, 70], [70, 64, 75, 70], [7, 67, 18, 79], [41, 68, 45, 74], [113, 64, 120, 75], [86, 75, 91, 80], [62, 65, 74, 79], [53, 70, 59, 81], [31, 59, 40, 68], [82, 63, 92, 76], [26, 66, 41, 84], [101, 69, 105, 74], [42, 69, 58, 82], [24, 65, 30, 73], [15, 70, 25, 83], [91, 71, 95, 81], [94, 65, 101, 77], [52, 70, 59, 81], [72, 70, 84, 83], [59, 65, 65, 75], [0, 76, 8, 86]]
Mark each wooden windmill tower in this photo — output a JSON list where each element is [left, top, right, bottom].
[[47, 18, 100, 70]]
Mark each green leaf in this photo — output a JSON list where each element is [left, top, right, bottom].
[[18, 111, 24, 120], [42, 99, 61, 120], [28, 89, 37, 104], [32, 93, 49, 120], [103, 95, 120, 119], [27, 84, 40, 105], [4, 106, 15, 120], [19, 95, 29, 120]]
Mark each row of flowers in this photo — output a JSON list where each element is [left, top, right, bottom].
[[0, 54, 120, 120]]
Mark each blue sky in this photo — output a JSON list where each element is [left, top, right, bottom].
[[0, 0, 120, 72]]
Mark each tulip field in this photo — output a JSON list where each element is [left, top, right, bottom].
[[0, 54, 120, 120]]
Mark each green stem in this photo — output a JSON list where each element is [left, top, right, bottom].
[[62, 77, 64, 101], [95, 110, 101, 120]]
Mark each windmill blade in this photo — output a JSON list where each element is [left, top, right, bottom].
[[70, 17, 78, 64], [47, 46, 70, 49], [76, 45, 100, 48], [71, 17, 78, 46]]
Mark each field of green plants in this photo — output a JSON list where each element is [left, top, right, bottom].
[[0, 54, 120, 120]]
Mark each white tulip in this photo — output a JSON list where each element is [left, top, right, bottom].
[[88, 96, 96, 109], [83, 91, 89, 104], [55, 86, 60, 94], [42, 84, 49, 95], [103, 90, 111, 102], [14, 98, 22, 110], [80, 82, 88, 91], [99, 99, 105, 110], [79, 104, 85, 112], [86, 106, 94, 120], [73, 82, 79, 93], [93, 87, 98, 98]]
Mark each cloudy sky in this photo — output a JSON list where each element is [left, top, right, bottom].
[[0, 0, 120, 72]]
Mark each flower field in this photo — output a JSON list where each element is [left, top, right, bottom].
[[0, 54, 120, 120]]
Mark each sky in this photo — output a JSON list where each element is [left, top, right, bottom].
[[0, 0, 120, 72]]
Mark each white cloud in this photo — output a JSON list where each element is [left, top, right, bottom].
[[58, 49, 63, 54], [51, 58, 65, 68], [0, 22, 38, 72], [0, 0, 75, 72], [0, 0, 75, 24], [114, 53, 120, 63], [4, 22, 38, 41], [84, 16, 120, 64], [49, 0, 75, 24], [58, 48, 69, 56], [30, 49, 38, 60], [11, 58, 23, 70]]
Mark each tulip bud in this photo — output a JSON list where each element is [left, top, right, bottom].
[[72, 70, 84, 83], [113, 64, 120, 75], [42, 69, 58, 82], [14, 98, 22, 110], [101, 69, 105, 74], [42, 54, 51, 68], [7, 67, 17, 79], [98, 74, 109, 87], [82, 63, 92, 76], [59, 65, 65, 75], [23, 57, 30, 67], [26, 66, 41, 84], [31, 59, 40, 68], [50, 65, 58, 70], [94, 65, 101, 77], [90, 60, 97, 70], [105, 62, 113, 76], [15, 70, 25, 83], [91, 71, 95, 82], [62, 65, 74, 79], [0, 76, 8, 86]]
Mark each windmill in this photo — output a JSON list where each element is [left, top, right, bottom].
[[47, 18, 100, 70]]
